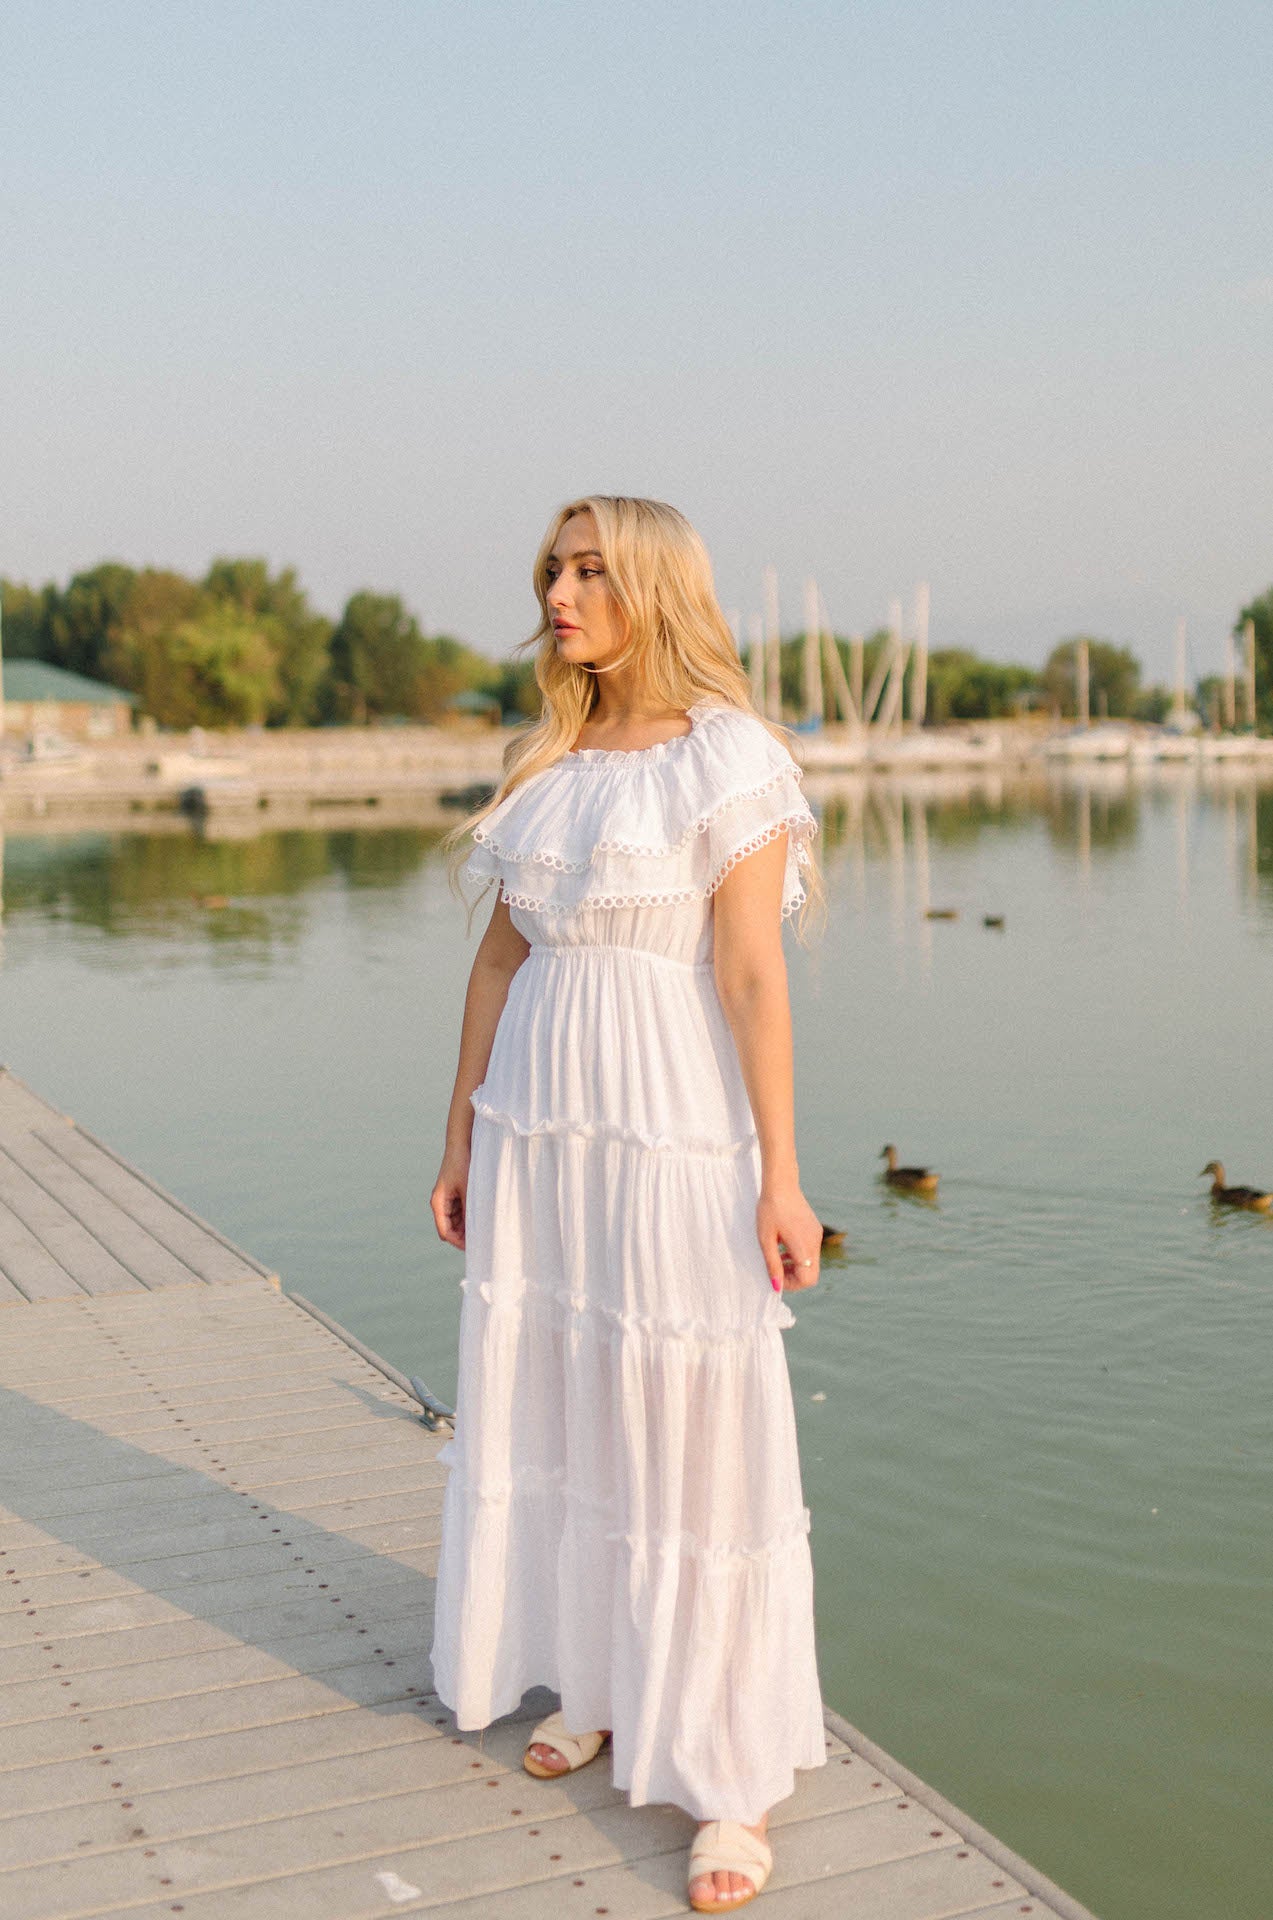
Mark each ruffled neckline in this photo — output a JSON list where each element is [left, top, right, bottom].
[[462, 699, 817, 919], [566, 697, 716, 765]]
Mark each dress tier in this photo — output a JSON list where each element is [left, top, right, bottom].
[[429, 699, 827, 1823]]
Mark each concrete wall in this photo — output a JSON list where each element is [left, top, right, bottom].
[[3, 698, 133, 741]]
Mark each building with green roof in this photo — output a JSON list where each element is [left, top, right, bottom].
[[3, 660, 138, 741]]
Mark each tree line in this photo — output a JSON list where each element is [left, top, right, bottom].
[[0, 559, 541, 729], [4, 559, 1270, 731]]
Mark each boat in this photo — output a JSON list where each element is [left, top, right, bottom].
[[1043, 723, 1134, 762]]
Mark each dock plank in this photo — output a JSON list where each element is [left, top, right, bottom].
[[0, 1196, 83, 1302], [0, 1146, 143, 1295], [0, 1070, 274, 1298]]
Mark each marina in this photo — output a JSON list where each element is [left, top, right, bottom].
[[0, 1069, 1098, 1919]]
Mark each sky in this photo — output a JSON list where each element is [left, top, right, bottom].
[[3, 0, 1271, 684]]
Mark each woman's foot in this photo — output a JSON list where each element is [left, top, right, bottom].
[[688, 1814, 770, 1910], [525, 1729, 611, 1773]]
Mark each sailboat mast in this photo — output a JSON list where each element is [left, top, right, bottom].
[[762, 565, 781, 723], [802, 578, 824, 726], [910, 582, 930, 728], [819, 592, 860, 729], [747, 613, 765, 710], [1172, 617, 1187, 724]]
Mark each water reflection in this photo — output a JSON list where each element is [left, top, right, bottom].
[[2, 768, 1272, 954], [0, 824, 444, 948], [805, 763, 1273, 926]]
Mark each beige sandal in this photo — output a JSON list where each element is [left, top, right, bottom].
[[522, 1708, 611, 1778], [687, 1820, 774, 1912]]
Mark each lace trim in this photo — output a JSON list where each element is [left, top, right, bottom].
[[441, 1457, 812, 1567], [471, 1096, 758, 1159], [707, 819, 813, 892], [494, 831, 812, 919], [471, 765, 809, 870], [459, 1271, 795, 1342]]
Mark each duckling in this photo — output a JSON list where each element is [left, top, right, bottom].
[[819, 1224, 845, 1248], [983, 914, 1005, 930], [924, 908, 958, 921], [880, 1145, 940, 1196], [1199, 1161, 1272, 1212]]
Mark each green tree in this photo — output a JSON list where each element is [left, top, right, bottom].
[[167, 605, 282, 726], [325, 592, 428, 722], [102, 570, 203, 719], [926, 649, 1038, 722], [1234, 588, 1273, 731], [323, 596, 490, 723], [1134, 683, 1172, 724], [202, 558, 333, 726], [103, 572, 278, 726], [0, 579, 51, 659], [412, 633, 481, 722], [487, 655, 541, 720], [31, 563, 138, 679], [1042, 638, 1141, 719]]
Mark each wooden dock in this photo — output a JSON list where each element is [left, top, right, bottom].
[[0, 1070, 1100, 1918]]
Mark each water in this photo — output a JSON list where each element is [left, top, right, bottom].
[[3, 767, 1271, 1920]]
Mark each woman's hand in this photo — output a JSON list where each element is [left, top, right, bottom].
[[757, 1180, 822, 1292], [431, 1146, 471, 1252]]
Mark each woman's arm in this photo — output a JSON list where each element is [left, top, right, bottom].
[[712, 831, 821, 1292], [431, 892, 531, 1253]]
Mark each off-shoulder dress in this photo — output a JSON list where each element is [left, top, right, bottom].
[[428, 697, 828, 1824]]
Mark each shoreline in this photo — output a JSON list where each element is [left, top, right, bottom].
[[3, 718, 1272, 831]]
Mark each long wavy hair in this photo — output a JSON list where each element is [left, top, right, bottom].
[[442, 495, 826, 941]]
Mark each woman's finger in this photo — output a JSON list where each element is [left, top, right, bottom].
[[759, 1224, 784, 1290], [778, 1236, 819, 1289]]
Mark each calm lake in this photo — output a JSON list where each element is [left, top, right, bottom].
[[4, 763, 1271, 1920]]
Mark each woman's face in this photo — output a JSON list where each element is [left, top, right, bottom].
[[544, 512, 628, 669]]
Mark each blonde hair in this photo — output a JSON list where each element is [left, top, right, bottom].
[[443, 495, 825, 940]]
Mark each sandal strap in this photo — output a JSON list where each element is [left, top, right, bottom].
[[688, 1820, 773, 1886], [526, 1709, 606, 1770]]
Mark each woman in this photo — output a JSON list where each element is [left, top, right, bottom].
[[429, 496, 828, 1912]]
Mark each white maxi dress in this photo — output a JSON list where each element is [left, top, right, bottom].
[[429, 697, 827, 1823]]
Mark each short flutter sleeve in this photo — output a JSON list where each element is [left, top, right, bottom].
[[460, 699, 818, 921]]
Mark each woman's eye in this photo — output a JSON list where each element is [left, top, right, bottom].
[[579, 568, 602, 579]]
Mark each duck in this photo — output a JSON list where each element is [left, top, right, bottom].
[[1199, 1161, 1272, 1212], [880, 1145, 940, 1196], [983, 914, 1005, 930], [819, 1224, 845, 1248]]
